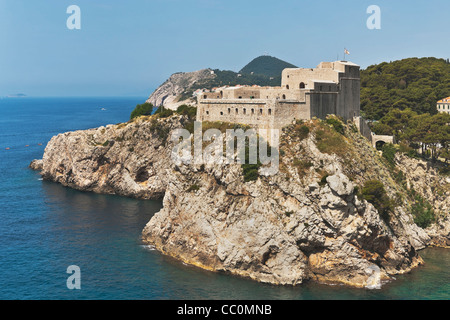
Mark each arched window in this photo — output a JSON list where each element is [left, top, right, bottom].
[[203, 95, 207, 99], [268, 109, 272, 115], [286, 85, 290, 90], [299, 82, 305, 89], [282, 94, 286, 100]]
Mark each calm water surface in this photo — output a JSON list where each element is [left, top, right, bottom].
[[0, 97, 448, 299]]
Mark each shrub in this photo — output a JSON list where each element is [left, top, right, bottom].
[[154, 106, 174, 118], [382, 143, 397, 167], [176, 105, 197, 119], [296, 125, 310, 140], [315, 125, 349, 158], [319, 173, 329, 186], [411, 195, 435, 228], [325, 117, 345, 135], [130, 103, 154, 120], [186, 184, 200, 192], [242, 163, 260, 182], [361, 180, 394, 222]]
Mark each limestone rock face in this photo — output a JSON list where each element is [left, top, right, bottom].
[[36, 116, 186, 199], [31, 115, 448, 288], [395, 154, 450, 247], [142, 165, 423, 287], [146, 69, 215, 110]]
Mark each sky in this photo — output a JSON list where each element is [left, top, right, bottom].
[[0, 0, 449, 97]]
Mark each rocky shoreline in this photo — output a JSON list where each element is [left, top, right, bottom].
[[30, 114, 449, 288]]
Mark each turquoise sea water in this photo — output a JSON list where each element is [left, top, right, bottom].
[[0, 97, 448, 300]]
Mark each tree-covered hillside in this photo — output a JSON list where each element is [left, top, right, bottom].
[[239, 55, 297, 77], [178, 69, 282, 101], [361, 57, 450, 120]]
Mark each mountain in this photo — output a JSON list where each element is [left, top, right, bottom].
[[146, 56, 297, 109], [239, 55, 297, 77], [361, 57, 450, 120]]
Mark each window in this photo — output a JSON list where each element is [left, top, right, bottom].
[[243, 108, 247, 115], [282, 94, 286, 99], [236, 108, 239, 114], [238, 96, 242, 99], [286, 85, 289, 90], [220, 112, 223, 116], [206, 111, 209, 115], [268, 109, 272, 115], [251, 108, 255, 115], [203, 95, 207, 99], [300, 82, 305, 89], [228, 108, 231, 114], [259, 109, 263, 115]]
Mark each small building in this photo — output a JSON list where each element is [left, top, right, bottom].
[[437, 97, 450, 114]]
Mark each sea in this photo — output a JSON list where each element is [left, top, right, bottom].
[[0, 97, 448, 300]]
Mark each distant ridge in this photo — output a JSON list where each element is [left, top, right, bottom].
[[239, 55, 297, 78], [146, 55, 298, 109]]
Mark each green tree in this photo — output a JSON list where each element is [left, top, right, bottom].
[[130, 102, 154, 120]]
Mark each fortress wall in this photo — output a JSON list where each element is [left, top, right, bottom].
[[274, 100, 310, 128], [282, 68, 340, 90], [309, 92, 337, 119], [336, 78, 360, 120], [198, 99, 275, 128]]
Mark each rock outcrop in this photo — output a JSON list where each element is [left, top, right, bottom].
[[36, 115, 187, 199], [30, 114, 449, 288], [146, 69, 215, 110], [395, 154, 450, 247]]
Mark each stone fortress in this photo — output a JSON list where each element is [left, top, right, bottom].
[[197, 61, 360, 129], [196, 60, 393, 147]]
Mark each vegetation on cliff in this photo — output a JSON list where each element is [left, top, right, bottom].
[[372, 108, 449, 164], [361, 57, 450, 120]]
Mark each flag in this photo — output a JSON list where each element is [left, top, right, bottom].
[[344, 48, 350, 55]]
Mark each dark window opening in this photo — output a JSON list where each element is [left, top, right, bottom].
[[300, 82, 305, 89], [268, 109, 272, 115]]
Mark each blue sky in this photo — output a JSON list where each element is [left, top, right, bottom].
[[1, 0, 449, 97]]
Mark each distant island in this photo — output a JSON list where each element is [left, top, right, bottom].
[[5, 93, 27, 98]]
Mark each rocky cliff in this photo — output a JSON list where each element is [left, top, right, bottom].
[[146, 69, 215, 110], [30, 114, 449, 288]]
